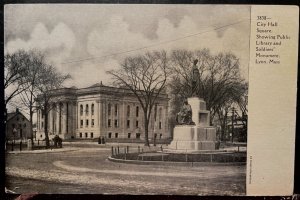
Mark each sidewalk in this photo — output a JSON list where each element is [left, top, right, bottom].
[[6, 147, 79, 154]]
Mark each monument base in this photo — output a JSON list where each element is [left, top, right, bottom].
[[169, 125, 218, 151]]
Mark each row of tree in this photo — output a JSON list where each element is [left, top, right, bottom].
[[4, 50, 71, 148], [107, 49, 248, 145], [5, 48, 247, 147]]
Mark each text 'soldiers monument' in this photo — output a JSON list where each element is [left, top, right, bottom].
[[169, 59, 218, 151]]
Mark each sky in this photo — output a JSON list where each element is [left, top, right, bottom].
[[5, 4, 250, 90]]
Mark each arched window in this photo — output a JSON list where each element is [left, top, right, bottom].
[[86, 104, 89, 115], [80, 105, 83, 116], [127, 105, 130, 117], [114, 104, 118, 116], [136, 106, 139, 117], [108, 103, 111, 116], [91, 104, 94, 115]]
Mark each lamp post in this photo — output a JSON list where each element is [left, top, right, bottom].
[[231, 107, 235, 143]]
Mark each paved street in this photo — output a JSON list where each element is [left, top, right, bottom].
[[5, 145, 246, 195]]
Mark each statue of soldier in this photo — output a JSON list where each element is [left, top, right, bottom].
[[191, 59, 200, 97], [176, 99, 194, 125]]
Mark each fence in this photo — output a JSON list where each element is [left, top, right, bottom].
[[103, 137, 172, 144], [5, 139, 57, 151], [110, 145, 246, 163]]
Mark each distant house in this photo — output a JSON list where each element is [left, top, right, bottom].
[[6, 109, 31, 140]]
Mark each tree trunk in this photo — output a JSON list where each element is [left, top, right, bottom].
[[43, 103, 50, 148], [29, 109, 34, 149], [144, 113, 150, 146]]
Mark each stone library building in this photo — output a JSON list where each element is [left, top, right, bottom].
[[36, 83, 170, 142]]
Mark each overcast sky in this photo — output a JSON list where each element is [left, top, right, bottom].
[[5, 4, 250, 89]]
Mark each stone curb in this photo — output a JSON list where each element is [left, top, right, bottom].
[[107, 156, 246, 166]]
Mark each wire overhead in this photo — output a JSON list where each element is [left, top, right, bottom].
[[61, 18, 249, 65]]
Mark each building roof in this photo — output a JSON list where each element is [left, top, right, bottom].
[[37, 82, 169, 102], [7, 111, 29, 122], [7, 113, 16, 121]]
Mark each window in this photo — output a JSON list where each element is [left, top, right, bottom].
[[115, 133, 118, 138], [86, 119, 89, 127], [91, 119, 94, 127], [159, 122, 162, 129], [160, 134, 162, 139], [86, 104, 89, 115], [115, 104, 118, 116], [17, 117, 19, 121], [79, 132, 82, 138], [91, 132, 93, 138], [127, 120, 130, 128], [136, 106, 139, 117], [108, 104, 111, 116], [154, 104, 158, 121], [108, 132, 112, 138], [91, 104, 94, 115], [127, 105, 130, 117], [108, 119, 111, 127], [22, 117, 25, 121], [114, 120, 118, 128], [23, 124, 26, 128], [136, 133, 141, 139], [80, 105, 83, 116], [128, 133, 131, 138], [80, 120, 83, 127], [154, 133, 157, 139], [136, 120, 139, 128], [159, 107, 162, 119], [85, 132, 88, 138]]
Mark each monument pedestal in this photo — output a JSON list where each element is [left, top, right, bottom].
[[169, 125, 217, 151], [169, 97, 218, 151]]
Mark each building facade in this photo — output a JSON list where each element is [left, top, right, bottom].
[[36, 83, 170, 141], [6, 109, 31, 140]]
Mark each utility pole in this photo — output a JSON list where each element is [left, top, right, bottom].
[[231, 107, 235, 143]]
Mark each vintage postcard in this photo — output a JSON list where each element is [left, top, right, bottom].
[[4, 4, 298, 196]]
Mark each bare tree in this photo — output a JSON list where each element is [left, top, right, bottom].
[[15, 50, 48, 145], [36, 64, 71, 148], [169, 49, 247, 137], [107, 51, 168, 146], [4, 50, 31, 105]]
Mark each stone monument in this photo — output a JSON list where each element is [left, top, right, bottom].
[[169, 60, 218, 151]]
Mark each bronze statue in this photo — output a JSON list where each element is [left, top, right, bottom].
[[191, 59, 200, 97], [176, 100, 195, 125]]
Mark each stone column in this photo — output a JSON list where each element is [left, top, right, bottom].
[[65, 102, 68, 134], [48, 105, 52, 134], [37, 110, 40, 131], [56, 103, 60, 135], [71, 102, 76, 135], [122, 100, 125, 138]]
